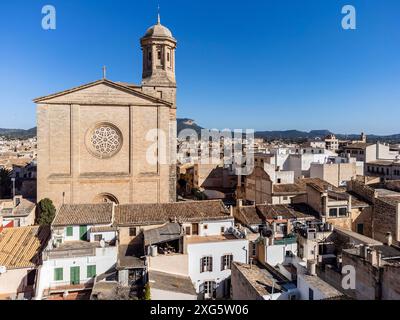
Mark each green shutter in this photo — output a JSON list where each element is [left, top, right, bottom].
[[87, 265, 96, 278], [79, 226, 87, 240], [70, 266, 80, 285], [54, 268, 63, 281], [66, 227, 73, 237]]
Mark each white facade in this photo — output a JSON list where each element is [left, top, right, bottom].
[[35, 225, 118, 300], [297, 273, 341, 300], [265, 243, 298, 267], [187, 238, 248, 298], [36, 246, 117, 300]]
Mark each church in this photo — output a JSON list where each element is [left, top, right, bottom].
[[34, 15, 177, 209]]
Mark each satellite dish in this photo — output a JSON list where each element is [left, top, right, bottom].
[[0, 266, 7, 274]]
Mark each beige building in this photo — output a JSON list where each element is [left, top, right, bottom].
[[35, 16, 177, 208], [310, 160, 363, 187]]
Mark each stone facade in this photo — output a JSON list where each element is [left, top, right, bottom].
[[35, 19, 178, 209]]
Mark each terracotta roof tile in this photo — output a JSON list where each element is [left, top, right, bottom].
[[115, 200, 231, 226], [0, 226, 50, 269], [53, 203, 114, 226]]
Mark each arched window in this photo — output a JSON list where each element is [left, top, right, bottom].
[[93, 193, 119, 205]]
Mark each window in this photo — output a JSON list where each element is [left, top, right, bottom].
[[221, 227, 225, 234], [66, 227, 73, 237], [184, 227, 191, 235], [339, 208, 347, 217], [200, 256, 213, 273], [54, 268, 63, 281], [309, 288, 314, 300], [357, 224, 364, 235], [277, 178, 281, 184], [129, 227, 137, 237], [252, 242, 257, 256], [283, 196, 288, 201], [148, 51, 152, 61], [329, 208, 337, 217], [157, 51, 161, 60], [87, 265, 96, 278], [203, 224, 208, 230], [221, 254, 233, 271], [167, 52, 170, 62], [203, 281, 215, 298], [94, 234, 103, 242]]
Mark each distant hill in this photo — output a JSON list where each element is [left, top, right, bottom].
[[177, 118, 203, 136], [3, 121, 400, 144], [0, 127, 36, 139], [177, 119, 400, 143]]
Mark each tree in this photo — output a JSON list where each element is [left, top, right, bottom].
[[37, 198, 56, 226], [0, 168, 12, 198], [144, 283, 151, 300]]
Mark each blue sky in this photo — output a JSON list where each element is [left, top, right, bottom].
[[0, 0, 399, 134]]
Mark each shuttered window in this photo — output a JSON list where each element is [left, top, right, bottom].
[[66, 227, 73, 237], [87, 265, 96, 278], [221, 254, 233, 271], [54, 268, 63, 281], [200, 256, 213, 273]]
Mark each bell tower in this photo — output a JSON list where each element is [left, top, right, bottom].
[[140, 14, 177, 107]]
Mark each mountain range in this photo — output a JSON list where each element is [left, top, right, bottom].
[[1, 120, 400, 143], [177, 119, 400, 143]]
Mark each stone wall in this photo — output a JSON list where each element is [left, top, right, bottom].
[[231, 263, 262, 300], [348, 179, 376, 203], [373, 198, 398, 245]]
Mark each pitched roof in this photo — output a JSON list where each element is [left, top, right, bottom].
[[33, 79, 173, 107], [52, 203, 114, 227], [273, 178, 341, 195], [273, 183, 305, 194], [149, 271, 197, 296], [144, 223, 182, 246], [256, 203, 317, 220], [235, 206, 263, 226], [115, 200, 231, 226], [0, 226, 50, 269]]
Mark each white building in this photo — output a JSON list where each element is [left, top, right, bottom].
[[115, 200, 249, 300], [35, 203, 118, 300]]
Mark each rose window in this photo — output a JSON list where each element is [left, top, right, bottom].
[[86, 123, 122, 159]]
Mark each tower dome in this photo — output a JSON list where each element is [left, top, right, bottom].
[[143, 14, 175, 39]]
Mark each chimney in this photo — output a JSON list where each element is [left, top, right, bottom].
[[377, 251, 382, 267], [230, 206, 234, 217], [307, 260, 317, 276], [368, 249, 378, 266], [386, 232, 393, 247]]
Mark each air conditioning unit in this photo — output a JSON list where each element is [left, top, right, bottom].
[[0, 266, 7, 274]]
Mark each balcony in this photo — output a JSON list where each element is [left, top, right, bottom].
[[43, 241, 98, 260]]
